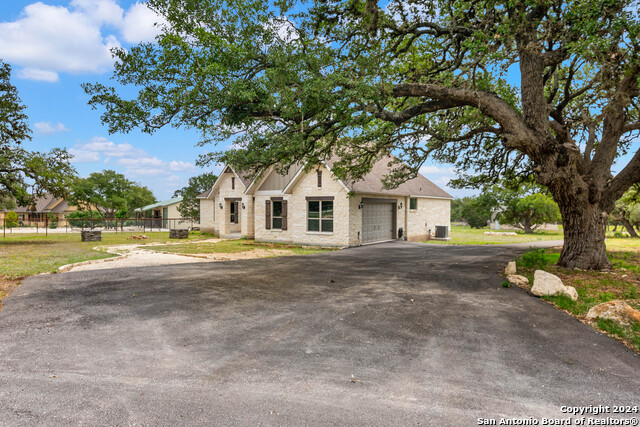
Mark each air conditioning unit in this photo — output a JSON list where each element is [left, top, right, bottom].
[[435, 226, 449, 239]]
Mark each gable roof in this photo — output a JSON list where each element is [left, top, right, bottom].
[[200, 165, 254, 199], [136, 196, 183, 212], [3, 193, 64, 213], [326, 156, 453, 199]]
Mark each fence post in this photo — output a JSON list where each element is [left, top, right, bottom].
[[46, 216, 48, 236]]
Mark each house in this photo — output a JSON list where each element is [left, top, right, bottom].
[[0, 193, 80, 227], [135, 196, 197, 230], [198, 156, 452, 246]]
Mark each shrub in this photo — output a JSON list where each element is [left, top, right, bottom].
[[5, 211, 18, 228], [518, 249, 560, 270], [47, 213, 58, 229]]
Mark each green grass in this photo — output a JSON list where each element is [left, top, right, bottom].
[[0, 232, 211, 279], [424, 225, 564, 245], [514, 248, 640, 351], [150, 239, 334, 256]]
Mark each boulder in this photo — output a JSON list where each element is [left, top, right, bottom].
[[585, 300, 640, 325], [506, 274, 529, 287], [505, 261, 517, 276], [531, 270, 578, 301], [564, 286, 579, 302]]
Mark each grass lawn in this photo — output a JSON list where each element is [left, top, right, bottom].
[[425, 225, 564, 245], [0, 232, 213, 304], [513, 248, 640, 352], [150, 239, 335, 256]]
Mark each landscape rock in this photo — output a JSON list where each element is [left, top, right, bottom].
[[506, 274, 529, 287], [169, 229, 189, 239], [81, 230, 102, 242], [484, 231, 518, 236], [505, 261, 517, 275], [564, 286, 579, 302], [531, 270, 578, 301], [585, 300, 640, 325]]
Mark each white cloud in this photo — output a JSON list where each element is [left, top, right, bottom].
[[128, 167, 165, 177], [120, 2, 167, 43], [17, 68, 60, 82], [419, 165, 456, 175], [0, 1, 167, 81], [168, 160, 196, 172], [117, 156, 165, 167], [34, 121, 70, 134], [69, 148, 101, 162]]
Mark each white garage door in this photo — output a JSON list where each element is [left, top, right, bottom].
[[362, 200, 395, 244]]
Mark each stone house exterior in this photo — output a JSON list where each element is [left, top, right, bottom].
[[198, 157, 452, 246]]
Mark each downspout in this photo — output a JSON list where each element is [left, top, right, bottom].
[[404, 196, 409, 241]]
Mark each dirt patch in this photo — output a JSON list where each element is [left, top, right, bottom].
[[172, 248, 293, 261]]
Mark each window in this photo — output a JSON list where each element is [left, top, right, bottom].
[[317, 170, 322, 188], [409, 198, 418, 210], [272, 200, 283, 229], [308, 200, 333, 232], [230, 201, 235, 223], [231, 177, 235, 189]]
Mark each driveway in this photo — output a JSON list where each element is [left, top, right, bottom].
[[0, 242, 638, 426]]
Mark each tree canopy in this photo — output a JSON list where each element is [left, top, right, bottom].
[[83, 0, 640, 269], [173, 172, 218, 220], [69, 170, 156, 218], [1, 60, 76, 205]]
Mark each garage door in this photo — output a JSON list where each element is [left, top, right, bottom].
[[362, 200, 395, 244]]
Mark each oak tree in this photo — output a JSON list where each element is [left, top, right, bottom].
[[1, 60, 76, 204], [83, 0, 640, 269]]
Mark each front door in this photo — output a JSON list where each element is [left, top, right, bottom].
[[229, 201, 240, 233]]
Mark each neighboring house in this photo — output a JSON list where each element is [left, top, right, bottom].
[[135, 196, 197, 230], [0, 193, 80, 227], [198, 156, 452, 246]]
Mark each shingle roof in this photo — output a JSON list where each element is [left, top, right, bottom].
[[326, 155, 452, 199], [196, 189, 212, 199], [4, 193, 61, 213]]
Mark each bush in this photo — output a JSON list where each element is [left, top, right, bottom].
[[47, 213, 58, 229], [518, 249, 560, 270], [5, 211, 18, 228]]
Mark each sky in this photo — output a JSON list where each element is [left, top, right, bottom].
[[0, 1, 480, 200]]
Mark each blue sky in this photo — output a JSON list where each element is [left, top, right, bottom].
[[0, 0, 480, 200]]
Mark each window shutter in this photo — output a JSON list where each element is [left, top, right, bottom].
[[234, 202, 239, 223], [281, 200, 288, 230], [265, 200, 271, 229]]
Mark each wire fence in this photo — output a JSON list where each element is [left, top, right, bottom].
[[1, 217, 199, 237]]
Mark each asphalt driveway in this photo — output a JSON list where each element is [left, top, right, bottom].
[[1, 242, 638, 426]]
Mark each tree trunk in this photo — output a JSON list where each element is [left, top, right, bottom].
[[522, 219, 534, 234], [619, 217, 640, 238], [555, 196, 611, 270]]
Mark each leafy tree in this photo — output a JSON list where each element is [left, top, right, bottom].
[[461, 193, 498, 228], [173, 172, 218, 220], [451, 197, 471, 223], [1, 60, 76, 204], [611, 185, 640, 238], [4, 211, 18, 228], [69, 170, 156, 219], [500, 193, 561, 234], [83, 0, 640, 270]]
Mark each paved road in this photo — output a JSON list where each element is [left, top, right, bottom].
[[1, 242, 638, 426]]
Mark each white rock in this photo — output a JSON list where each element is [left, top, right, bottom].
[[531, 270, 577, 301], [505, 261, 517, 276], [585, 300, 640, 325], [563, 286, 578, 302], [506, 274, 529, 287]]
